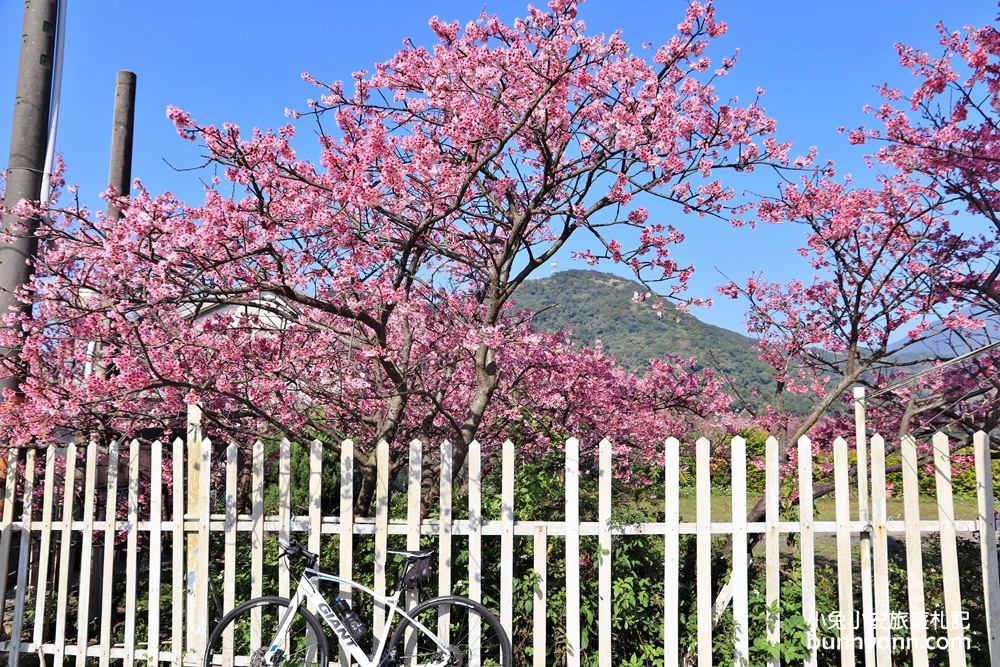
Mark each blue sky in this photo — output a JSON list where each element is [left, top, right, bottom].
[[0, 1, 996, 332]]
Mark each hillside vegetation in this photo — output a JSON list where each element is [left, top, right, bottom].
[[512, 270, 786, 413]]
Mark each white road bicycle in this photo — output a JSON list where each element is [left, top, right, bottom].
[[203, 540, 512, 667]]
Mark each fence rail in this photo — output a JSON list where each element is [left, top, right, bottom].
[[1, 404, 1000, 666]]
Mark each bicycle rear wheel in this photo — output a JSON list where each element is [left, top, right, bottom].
[[204, 595, 329, 667], [386, 595, 511, 666]]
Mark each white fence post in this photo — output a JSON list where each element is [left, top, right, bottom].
[[695, 436, 712, 667], [373, 439, 390, 635], [439, 440, 454, 599], [99, 438, 120, 665], [309, 438, 323, 558], [798, 436, 817, 667], [31, 447, 55, 652], [598, 438, 612, 667], [123, 440, 140, 665], [9, 449, 37, 667], [564, 437, 581, 667], [185, 403, 209, 664], [731, 436, 749, 665], [663, 437, 681, 666], [338, 439, 355, 667], [172, 437, 186, 664], [499, 439, 515, 636], [933, 433, 968, 667], [901, 434, 929, 667], [975, 430, 1000, 664], [75, 440, 98, 667], [53, 444, 76, 664], [854, 388, 877, 666], [764, 435, 780, 666], [833, 436, 857, 666], [467, 439, 482, 605], [870, 434, 892, 667], [147, 439, 164, 665]]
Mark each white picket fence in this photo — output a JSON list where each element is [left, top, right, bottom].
[[1, 400, 1000, 666]]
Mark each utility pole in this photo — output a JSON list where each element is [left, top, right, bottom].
[[82, 69, 135, 376], [0, 0, 60, 398], [85, 69, 138, 643], [106, 70, 136, 220]]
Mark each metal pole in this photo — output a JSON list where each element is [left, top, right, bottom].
[[0, 0, 60, 398]]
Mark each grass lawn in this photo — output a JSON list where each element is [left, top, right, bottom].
[[675, 490, 981, 523]]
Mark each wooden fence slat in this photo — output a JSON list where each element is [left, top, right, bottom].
[[439, 440, 454, 600], [500, 439, 515, 635], [309, 439, 323, 559], [901, 434, 929, 667], [975, 430, 1000, 664], [339, 437, 354, 586], [533, 525, 548, 667], [224, 442, 239, 632], [564, 437, 581, 667], [123, 439, 140, 665], [252, 438, 265, 608], [933, 432, 967, 667], [32, 446, 56, 650], [695, 437, 711, 667], [406, 439, 422, 553], [870, 434, 892, 667], [472, 442, 488, 666], [193, 434, 212, 663], [171, 437, 185, 663], [9, 450, 36, 667], [185, 404, 203, 664], [437, 440, 455, 647], [74, 440, 98, 667], [468, 439, 482, 606], [798, 436, 817, 667], [248, 438, 265, 656], [171, 438, 184, 664], [54, 444, 77, 664], [765, 435, 780, 666], [99, 438, 121, 666], [664, 437, 680, 666], [833, 436, 857, 666], [0, 449, 17, 642], [374, 438, 390, 635], [279, 438, 291, 600], [854, 388, 877, 667], [598, 438, 612, 667], [406, 439, 422, 615], [0, 450, 16, 604], [146, 439, 163, 666], [731, 436, 749, 665], [338, 439, 354, 667]]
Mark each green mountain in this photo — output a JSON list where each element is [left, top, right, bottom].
[[511, 269, 779, 411]]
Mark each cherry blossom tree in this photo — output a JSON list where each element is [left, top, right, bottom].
[[754, 11, 1000, 441], [1, 1, 787, 512], [718, 11, 1000, 534]]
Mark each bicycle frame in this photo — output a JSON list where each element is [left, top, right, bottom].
[[261, 565, 450, 667]]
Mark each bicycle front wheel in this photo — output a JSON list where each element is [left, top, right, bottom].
[[204, 595, 329, 667], [386, 595, 511, 667]]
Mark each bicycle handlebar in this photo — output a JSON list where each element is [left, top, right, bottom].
[[279, 539, 319, 570]]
